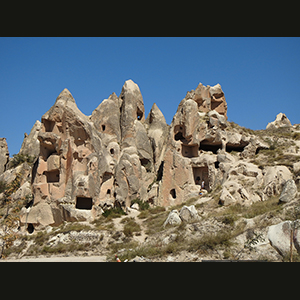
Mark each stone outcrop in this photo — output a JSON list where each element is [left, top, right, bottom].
[[0, 138, 9, 174], [279, 179, 297, 203], [163, 210, 182, 227], [7, 79, 300, 232], [19, 120, 42, 160], [266, 113, 292, 130]]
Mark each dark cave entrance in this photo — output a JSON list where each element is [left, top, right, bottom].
[[170, 189, 176, 199], [75, 197, 93, 210], [225, 144, 247, 153], [43, 119, 55, 132], [156, 161, 164, 181], [182, 144, 198, 158], [44, 170, 60, 183], [140, 158, 151, 172], [27, 223, 34, 234], [137, 108, 143, 121], [199, 142, 222, 154], [192, 166, 209, 190]]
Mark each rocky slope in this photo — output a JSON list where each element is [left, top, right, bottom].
[[1, 80, 300, 261]]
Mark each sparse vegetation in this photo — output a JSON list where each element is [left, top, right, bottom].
[[131, 198, 150, 210], [187, 230, 233, 252], [122, 217, 141, 237], [10, 153, 34, 168], [3, 123, 300, 261], [102, 207, 126, 219]]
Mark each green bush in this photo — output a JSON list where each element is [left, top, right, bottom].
[[10, 153, 34, 168], [131, 198, 150, 210], [102, 207, 126, 219], [122, 218, 141, 237]]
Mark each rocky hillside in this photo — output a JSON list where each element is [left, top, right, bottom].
[[1, 80, 300, 261]]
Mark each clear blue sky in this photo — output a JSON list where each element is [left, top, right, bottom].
[[1, 37, 300, 156]]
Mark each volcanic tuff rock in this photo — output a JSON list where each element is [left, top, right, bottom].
[[2, 79, 300, 234], [0, 138, 9, 174], [266, 113, 292, 130]]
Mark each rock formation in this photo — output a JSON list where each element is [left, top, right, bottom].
[[266, 113, 292, 130], [2, 79, 300, 234], [0, 138, 9, 174], [268, 220, 300, 257]]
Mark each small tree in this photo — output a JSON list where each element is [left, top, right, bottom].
[[234, 231, 265, 260]]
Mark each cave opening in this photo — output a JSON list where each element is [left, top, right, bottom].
[[175, 131, 184, 141], [27, 223, 34, 234], [137, 108, 143, 121], [43, 119, 55, 132], [75, 197, 93, 210], [199, 142, 222, 154], [192, 166, 209, 190], [170, 189, 176, 199], [140, 158, 151, 172], [156, 161, 164, 181], [226, 144, 246, 153], [182, 144, 198, 158], [44, 170, 60, 183]]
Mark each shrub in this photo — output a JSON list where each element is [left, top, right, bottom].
[[102, 207, 126, 219], [131, 198, 150, 210], [187, 230, 233, 252], [0, 181, 6, 193], [10, 153, 34, 168], [122, 218, 141, 237]]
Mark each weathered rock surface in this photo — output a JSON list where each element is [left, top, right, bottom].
[[179, 205, 200, 222], [163, 210, 182, 227], [0, 138, 9, 174], [279, 179, 297, 203], [19, 120, 42, 160], [266, 113, 292, 130], [268, 220, 300, 257], [3, 79, 300, 233]]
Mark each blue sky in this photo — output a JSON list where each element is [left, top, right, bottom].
[[0, 37, 300, 156]]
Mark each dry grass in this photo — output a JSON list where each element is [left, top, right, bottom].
[[121, 217, 141, 237], [187, 230, 233, 252], [143, 210, 169, 235]]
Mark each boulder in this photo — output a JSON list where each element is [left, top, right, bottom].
[[162, 233, 178, 245], [279, 179, 297, 203], [219, 186, 236, 206], [23, 202, 55, 227], [263, 166, 292, 197], [179, 205, 200, 222], [293, 161, 300, 175], [163, 210, 182, 227], [268, 221, 294, 257]]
